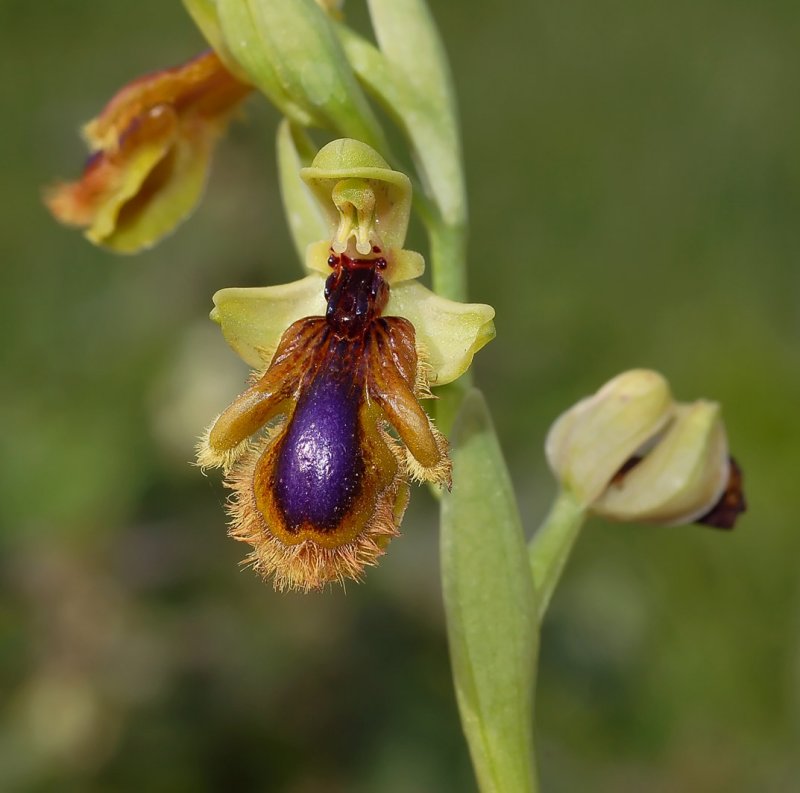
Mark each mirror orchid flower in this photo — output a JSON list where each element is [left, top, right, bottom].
[[198, 139, 495, 591], [45, 50, 251, 253]]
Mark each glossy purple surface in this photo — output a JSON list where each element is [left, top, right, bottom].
[[274, 360, 364, 532]]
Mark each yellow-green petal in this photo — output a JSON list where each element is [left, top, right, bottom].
[[211, 275, 326, 368], [387, 280, 495, 386], [545, 369, 675, 506], [592, 401, 730, 526]]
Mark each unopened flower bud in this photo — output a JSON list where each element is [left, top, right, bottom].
[[546, 370, 745, 528], [546, 370, 674, 505], [592, 401, 730, 526], [214, 0, 384, 148]]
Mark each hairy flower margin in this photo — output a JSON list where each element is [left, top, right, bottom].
[[197, 140, 494, 591]]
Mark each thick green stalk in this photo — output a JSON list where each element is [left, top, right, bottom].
[[429, 216, 470, 444], [430, 217, 468, 303]]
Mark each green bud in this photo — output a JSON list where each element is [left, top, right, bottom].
[[592, 401, 730, 526], [364, 0, 464, 226], [182, 0, 250, 82], [216, 0, 386, 148], [546, 370, 740, 528], [546, 370, 674, 505]]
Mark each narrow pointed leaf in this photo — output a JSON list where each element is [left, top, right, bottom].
[[441, 389, 538, 793]]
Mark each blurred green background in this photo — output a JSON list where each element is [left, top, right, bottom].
[[2, 1, 800, 791]]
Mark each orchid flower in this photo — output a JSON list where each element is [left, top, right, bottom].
[[197, 139, 494, 591], [45, 50, 251, 253]]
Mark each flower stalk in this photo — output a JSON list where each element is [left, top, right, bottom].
[[528, 489, 588, 623]]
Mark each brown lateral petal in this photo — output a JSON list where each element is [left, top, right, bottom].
[[368, 317, 451, 485], [198, 318, 322, 471]]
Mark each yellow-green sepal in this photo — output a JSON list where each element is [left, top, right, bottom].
[[210, 275, 326, 368], [301, 138, 412, 252], [592, 401, 730, 526], [387, 280, 495, 386], [210, 272, 494, 386]]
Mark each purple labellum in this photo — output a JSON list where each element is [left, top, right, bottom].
[[273, 346, 365, 532]]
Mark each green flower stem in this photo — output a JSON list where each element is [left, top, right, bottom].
[[430, 216, 468, 303], [429, 216, 470, 435], [528, 488, 588, 622], [433, 379, 469, 442]]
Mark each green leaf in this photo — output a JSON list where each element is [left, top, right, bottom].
[[275, 120, 327, 266], [441, 389, 538, 793]]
